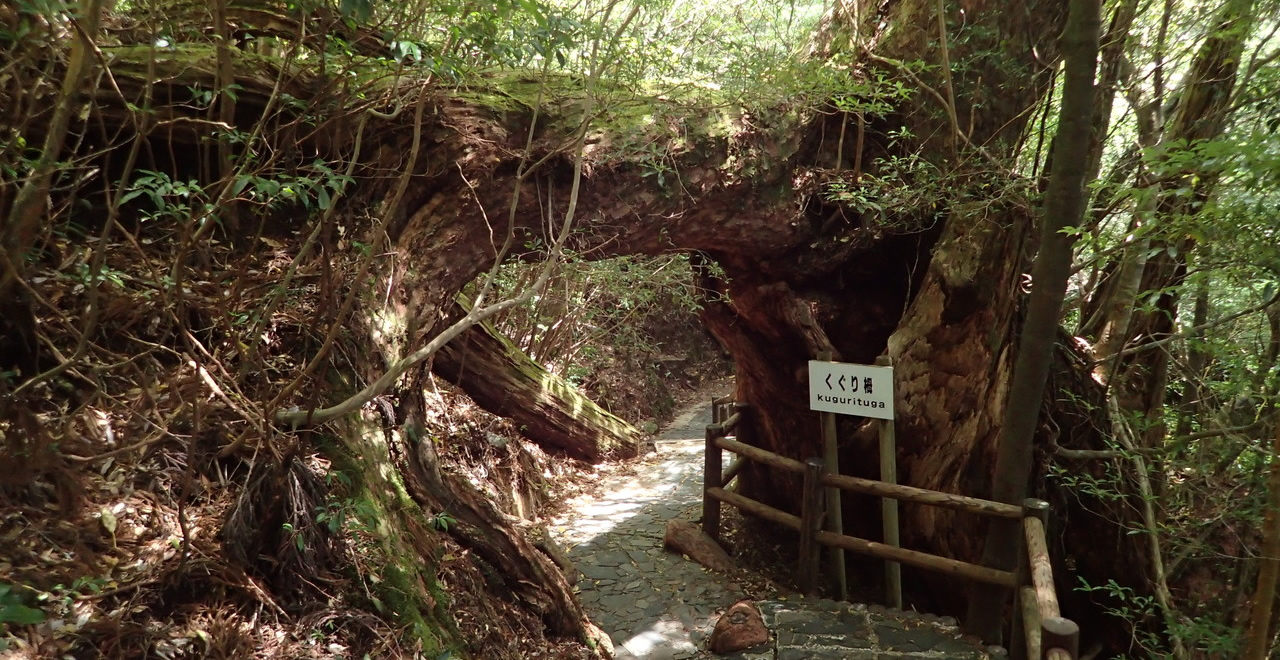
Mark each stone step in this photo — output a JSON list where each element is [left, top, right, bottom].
[[718, 598, 1005, 660]]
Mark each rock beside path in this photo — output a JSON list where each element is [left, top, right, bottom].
[[664, 520, 738, 573], [708, 601, 768, 653]]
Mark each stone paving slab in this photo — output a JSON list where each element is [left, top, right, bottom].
[[550, 392, 1004, 660]]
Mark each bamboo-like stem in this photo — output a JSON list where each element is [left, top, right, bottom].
[[935, 0, 961, 160], [1108, 394, 1188, 659]]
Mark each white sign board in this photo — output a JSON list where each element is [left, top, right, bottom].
[[808, 360, 895, 420]]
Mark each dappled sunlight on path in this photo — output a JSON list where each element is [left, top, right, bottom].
[[549, 393, 744, 659]]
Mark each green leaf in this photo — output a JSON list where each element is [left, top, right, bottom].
[[119, 189, 147, 205], [231, 175, 253, 197], [0, 603, 46, 625]]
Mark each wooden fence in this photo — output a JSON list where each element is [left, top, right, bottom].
[[701, 399, 1079, 660]]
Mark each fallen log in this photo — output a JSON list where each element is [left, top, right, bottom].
[[433, 300, 645, 463], [663, 519, 738, 573]]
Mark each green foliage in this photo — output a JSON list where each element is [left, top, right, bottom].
[[120, 171, 212, 223], [1076, 576, 1244, 659], [473, 251, 726, 421], [0, 583, 45, 629], [485, 252, 704, 372], [1048, 461, 1127, 503], [0, 134, 37, 182], [429, 512, 457, 532], [598, 0, 825, 99], [823, 149, 943, 230]]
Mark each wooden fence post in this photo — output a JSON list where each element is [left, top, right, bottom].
[[702, 423, 723, 541], [733, 403, 751, 440], [1011, 498, 1044, 660], [1024, 499, 1054, 617], [816, 351, 848, 601], [798, 457, 826, 594], [875, 355, 902, 609], [1041, 616, 1079, 660]]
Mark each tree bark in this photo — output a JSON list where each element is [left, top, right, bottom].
[[395, 376, 590, 641], [964, 0, 1101, 642], [1244, 421, 1280, 660], [433, 300, 645, 462]]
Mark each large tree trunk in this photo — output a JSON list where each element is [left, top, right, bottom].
[[394, 373, 590, 641]]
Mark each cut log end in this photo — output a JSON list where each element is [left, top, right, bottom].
[[663, 519, 738, 573]]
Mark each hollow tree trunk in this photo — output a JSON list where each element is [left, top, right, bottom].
[[700, 0, 1070, 577]]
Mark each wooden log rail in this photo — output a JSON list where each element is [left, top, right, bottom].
[[1016, 499, 1079, 660], [711, 394, 736, 426], [701, 400, 1079, 660]]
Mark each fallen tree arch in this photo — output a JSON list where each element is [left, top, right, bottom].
[[2, 0, 1154, 651]]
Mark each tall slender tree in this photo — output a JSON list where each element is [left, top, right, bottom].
[[965, 0, 1102, 642]]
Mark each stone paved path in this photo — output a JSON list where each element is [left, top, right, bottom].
[[550, 392, 1003, 660], [550, 393, 742, 659]]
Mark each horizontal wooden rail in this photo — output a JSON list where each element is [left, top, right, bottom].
[[706, 487, 801, 531], [715, 436, 806, 473], [712, 395, 737, 427], [721, 456, 745, 488], [708, 412, 742, 437], [717, 436, 1021, 519], [815, 530, 1017, 588], [706, 485, 1016, 588], [821, 473, 1022, 519]]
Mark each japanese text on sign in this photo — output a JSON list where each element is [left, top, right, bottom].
[[808, 360, 895, 420]]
